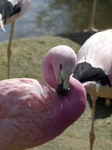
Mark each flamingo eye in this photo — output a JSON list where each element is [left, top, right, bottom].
[[59, 64, 62, 70]]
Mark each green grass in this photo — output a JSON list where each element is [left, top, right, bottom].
[[0, 35, 80, 80], [0, 36, 112, 150]]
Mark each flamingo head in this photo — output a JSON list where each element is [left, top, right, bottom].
[[41, 45, 77, 96]]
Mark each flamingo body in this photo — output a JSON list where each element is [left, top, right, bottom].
[[73, 29, 112, 150], [74, 29, 112, 98], [0, 45, 86, 150]]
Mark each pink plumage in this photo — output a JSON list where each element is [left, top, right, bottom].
[[0, 45, 86, 150]]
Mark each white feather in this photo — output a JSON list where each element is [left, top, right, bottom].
[[0, 14, 6, 32]]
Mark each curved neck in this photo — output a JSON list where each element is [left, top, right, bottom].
[[41, 52, 58, 89]]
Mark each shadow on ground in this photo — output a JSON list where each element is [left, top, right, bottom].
[[87, 94, 112, 120], [58, 31, 96, 45]]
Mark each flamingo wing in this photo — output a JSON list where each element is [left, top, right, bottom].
[[76, 30, 112, 86], [0, 0, 21, 24], [0, 78, 47, 119]]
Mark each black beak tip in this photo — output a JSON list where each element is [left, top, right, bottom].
[[56, 83, 68, 97]]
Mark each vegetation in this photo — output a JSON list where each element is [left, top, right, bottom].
[[0, 36, 111, 150]]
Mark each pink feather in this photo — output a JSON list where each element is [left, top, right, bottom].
[[0, 45, 86, 150]]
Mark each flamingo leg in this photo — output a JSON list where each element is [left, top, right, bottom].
[[90, 95, 97, 150], [84, 0, 98, 32], [7, 21, 15, 79], [111, 129, 112, 142]]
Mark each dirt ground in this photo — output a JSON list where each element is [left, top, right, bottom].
[[0, 34, 112, 150]]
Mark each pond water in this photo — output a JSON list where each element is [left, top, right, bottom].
[[0, 0, 112, 42]]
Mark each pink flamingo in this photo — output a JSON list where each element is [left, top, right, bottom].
[[0, 0, 31, 78], [0, 45, 86, 150], [73, 29, 112, 150]]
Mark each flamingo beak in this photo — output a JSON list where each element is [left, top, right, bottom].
[[56, 67, 70, 97]]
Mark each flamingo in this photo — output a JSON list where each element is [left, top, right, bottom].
[[0, 0, 31, 78], [73, 29, 112, 150], [0, 45, 86, 150]]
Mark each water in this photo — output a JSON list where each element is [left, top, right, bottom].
[[0, 0, 112, 42]]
